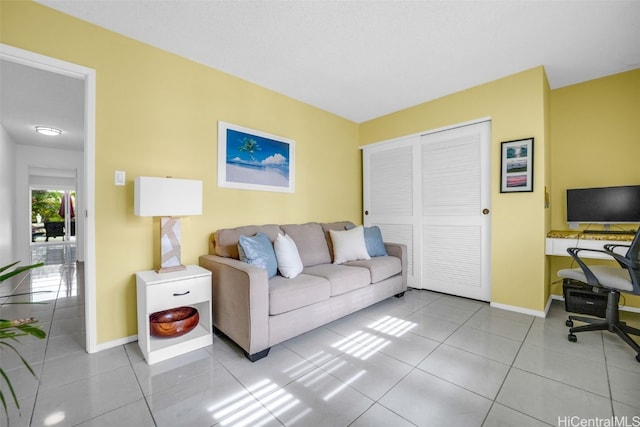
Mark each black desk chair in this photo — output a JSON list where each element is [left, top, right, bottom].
[[557, 229, 640, 363]]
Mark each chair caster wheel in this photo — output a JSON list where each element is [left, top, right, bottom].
[[568, 334, 577, 342], [565, 320, 573, 327]]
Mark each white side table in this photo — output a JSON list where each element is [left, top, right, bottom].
[[136, 265, 212, 364]]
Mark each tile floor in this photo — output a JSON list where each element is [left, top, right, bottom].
[[2, 256, 640, 427]]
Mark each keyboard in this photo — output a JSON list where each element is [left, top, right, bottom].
[[581, 229, 637, 235]]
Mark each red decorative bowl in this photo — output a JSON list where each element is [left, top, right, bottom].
[[149, 306, 199, 338]]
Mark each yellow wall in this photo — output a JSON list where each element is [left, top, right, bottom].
[[1, 1, 361, 342], [543, 72, 552, 306], [549, 69, 640, 307], [549, 69, 640, 230], [361, 67, 550, 312]]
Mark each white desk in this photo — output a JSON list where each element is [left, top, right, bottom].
[[545, 231, 633, 259]]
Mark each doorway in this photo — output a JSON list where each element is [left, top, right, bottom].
[[31, 186, 77, 264], [1, 44, 97, 353]]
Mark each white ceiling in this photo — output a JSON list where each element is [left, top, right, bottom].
[[0, 59, 85, 151], [2, 1, 639, 151]]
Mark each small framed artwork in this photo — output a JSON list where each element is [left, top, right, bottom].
[[500, 137, 534, 193], [218, 121, 295, 193]]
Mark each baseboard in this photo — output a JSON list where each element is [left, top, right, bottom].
[[544, 294, 553, 316], [489, 301, 546, 318], [620, 305, 640, 314]]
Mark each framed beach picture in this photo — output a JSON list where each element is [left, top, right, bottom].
[[217, 121, 295, 193], [500, 137, 534, 193]]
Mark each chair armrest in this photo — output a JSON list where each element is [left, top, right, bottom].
[[384, 242, 408, 286], [603, 243, 630, 252], [566, 246, 639, 287], [602, 244, 640, 269], [198, 254, 270, 355], [604, 248, 640, 269], [566, 247, 608, 287]]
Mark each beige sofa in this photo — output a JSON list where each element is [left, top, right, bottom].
[[199, 221, 407, 361]]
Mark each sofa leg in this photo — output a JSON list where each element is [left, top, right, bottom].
[[245, 348, 270, 362], [394, 292, 405, 298]]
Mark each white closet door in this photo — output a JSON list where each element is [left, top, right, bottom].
[[421, 121, 491, 301], [363, 136, 419, 287]]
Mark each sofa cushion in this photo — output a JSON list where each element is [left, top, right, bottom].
[[322, 221, 355, 260], [363, 226, 388, 257], [281, 222, 331, 267], [269, 274, 330, 315], [274, 233, 303, 278], [345, 256, 402, 283], [303, 264, 371, 296], [238, 232, 278, 278], [329, 226, 371, 264], [213, 224, 281, 259], [346, 224, 388, 257]]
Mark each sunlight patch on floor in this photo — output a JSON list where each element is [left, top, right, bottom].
[[368, 315, 417, 337]]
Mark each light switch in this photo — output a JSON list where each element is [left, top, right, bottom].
[[115, 170, 125, 186]]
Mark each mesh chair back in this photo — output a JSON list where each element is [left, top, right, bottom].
[[625, 229, 640, 293]]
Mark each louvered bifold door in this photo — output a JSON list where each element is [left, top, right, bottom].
[[363, 136, 418, 287], [420, 121, 491, 301]]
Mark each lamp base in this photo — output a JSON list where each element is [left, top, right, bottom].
[[157, 217, 185, 274], [156, 264, 187, 274]]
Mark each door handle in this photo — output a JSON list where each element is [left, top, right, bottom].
[[482, 208, 490, 215]]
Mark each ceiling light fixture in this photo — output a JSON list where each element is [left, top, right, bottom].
[[35, 126, 62, 136]]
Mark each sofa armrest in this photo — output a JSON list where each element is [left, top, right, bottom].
[[384, 242, 408, 287], [198, 254, 270, 355]]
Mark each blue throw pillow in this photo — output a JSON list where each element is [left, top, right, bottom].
[[345, 224, 388, 257], [363, 225, 388, 257], [238, 232, 278, 278]]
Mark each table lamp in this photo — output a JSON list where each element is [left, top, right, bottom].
[[134, 176, 203, 273]]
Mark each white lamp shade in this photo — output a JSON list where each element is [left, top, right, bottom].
[[134, 176, 203, 217]]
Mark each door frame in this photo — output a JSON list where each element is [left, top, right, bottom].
[[1, 44, 98, 353]]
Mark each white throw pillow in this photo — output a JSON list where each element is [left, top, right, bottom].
[[274, 233, 304, 278], [329, 226, 371, 264]]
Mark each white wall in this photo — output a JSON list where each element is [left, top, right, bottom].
[[15, 144, 84, 264], [0, 125, 17, 266]]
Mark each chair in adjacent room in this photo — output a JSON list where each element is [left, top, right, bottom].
[[557, 229, 640, 363]]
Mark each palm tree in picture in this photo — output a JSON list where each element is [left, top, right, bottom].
[[238, 137, 261, 162]]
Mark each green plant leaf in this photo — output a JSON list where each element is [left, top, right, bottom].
[[0, 331, 25, 341], [0, 261, 20, 274], [3, 290, 52, 298], [16, 324, 46, 339], [0, 368, 20, 412], [0, 389, 9, 426], [0, 261, 45, 420], [0, 341, 38, 379], [0, 262, 44, 283], [1, 301, 49, 306]]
